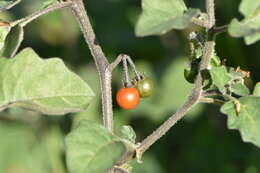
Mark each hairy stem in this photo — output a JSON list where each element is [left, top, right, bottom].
[[11, 1, 72, 27], [69, 0, 114, 132], [206, 0, 215, 29]]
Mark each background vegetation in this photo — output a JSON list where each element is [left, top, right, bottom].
[[0, 0, 259, 172]]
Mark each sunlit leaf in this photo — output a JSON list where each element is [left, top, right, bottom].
[[66, 120, 127, 173], [135, 0, 199, 36], [221, 96, 260, 147], [0, 48, 95, 115], [239, 0, 260, 17]]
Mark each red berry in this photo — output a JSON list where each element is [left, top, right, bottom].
[[116, 87, 140, 110]]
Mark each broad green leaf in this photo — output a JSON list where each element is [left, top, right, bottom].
[[118, 125, 136, 144], [0, 48, 95, 115], [0, 24, 24, 57], [231, 82, 250, 96], [253, 82, 260, 96], [228, 1, 260, 45], [0, 0, 21, 11], [135, 0, 199, 36], [66, 120, 127, 173], [210, 66, 232, 93], [221, 96, 260, 147], [0, 21, 11, 50]]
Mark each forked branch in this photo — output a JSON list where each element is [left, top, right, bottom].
[[134, 0, 216, 160]]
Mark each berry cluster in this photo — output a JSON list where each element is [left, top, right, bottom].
[[116, 66, 154, 110]]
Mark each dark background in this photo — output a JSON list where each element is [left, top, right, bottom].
[[0, 0, 259, 172]]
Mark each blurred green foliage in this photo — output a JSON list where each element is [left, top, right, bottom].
[[0, 0, 259, 173]]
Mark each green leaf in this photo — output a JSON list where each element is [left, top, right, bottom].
[[221, 96, 260, 147], [66, 120, 127, 173], [253, 82, 260, 96], [228, 1, 260, 45], [209, 56, 221, 68], [239, 0, 260, 17], [0, 48, 95, 115], [135, 0, 199, 36], [0, 0, 21, 11], [0, 21, 11, 50], [118, 125, 136, 144], [227, 67, 244, 80], [231, 82, 250, 96], [210, 66, 232, 93], [0, 24, 24, 57]]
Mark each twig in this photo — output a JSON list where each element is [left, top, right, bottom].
[[123, 57, 130, 86], [202, 89, 222, 97], [109, 54, 141, 85], [134, 0, 216, 160], [110, 54, 125, 71], [125, 56, 141, 80], [199, 97, 225, 105], [11, 1, 73, 27], [213, 25, 228, 36]]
